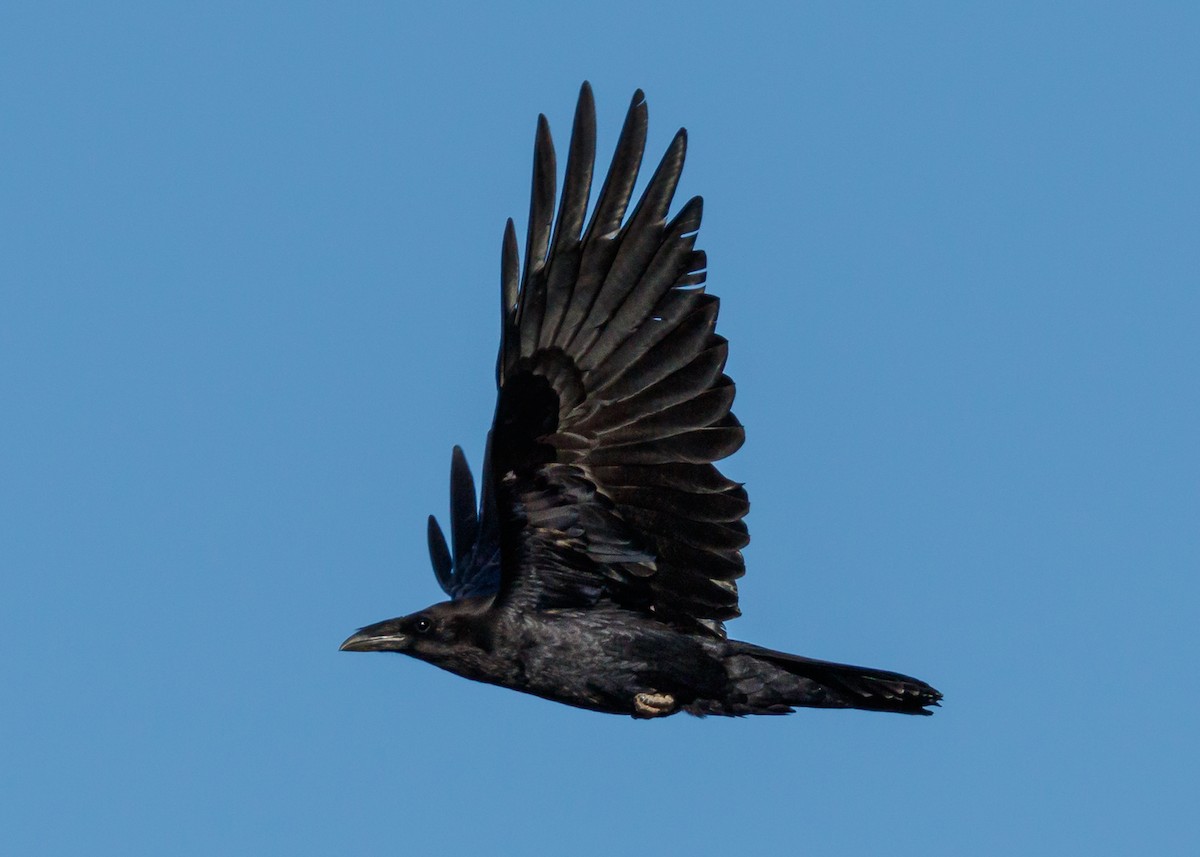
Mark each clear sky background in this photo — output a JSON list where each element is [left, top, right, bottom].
[[3, 3, 1197, 855]]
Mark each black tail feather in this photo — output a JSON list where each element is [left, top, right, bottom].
[[726, 642, 942, 716]]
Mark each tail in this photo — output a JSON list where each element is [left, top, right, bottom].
[[705, 641, 942, 716]]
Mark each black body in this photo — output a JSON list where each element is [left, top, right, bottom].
[[340, 84, 942, 718]]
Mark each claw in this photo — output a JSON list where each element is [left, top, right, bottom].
[[633, 691, 676, 718]]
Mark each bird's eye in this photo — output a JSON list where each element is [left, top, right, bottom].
[[413, 616, 433, 634]]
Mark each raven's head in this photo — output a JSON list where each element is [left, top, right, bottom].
[[339, 596, 497, 679]]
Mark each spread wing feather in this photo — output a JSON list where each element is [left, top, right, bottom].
[[429, 83, 748, 636], [427, 446, 500, 600]]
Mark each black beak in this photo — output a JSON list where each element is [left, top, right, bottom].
[[339, 619, 410, 652]]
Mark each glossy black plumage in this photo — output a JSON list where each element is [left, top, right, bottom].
[[341, 84, 942, 718]]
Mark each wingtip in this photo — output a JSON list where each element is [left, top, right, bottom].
[[534, 114, 554, 158], [574, 82, 596, 128], [451, 445, 473, 481], [666, 127, 688, 162], [501, 217, 519, 305], [629, 89, 648, 123], [427, 514, 454, 590]]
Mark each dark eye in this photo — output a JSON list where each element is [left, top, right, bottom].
[[413, 616, 433, 634]]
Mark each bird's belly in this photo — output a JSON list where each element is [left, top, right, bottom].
[[510, 612, 725, 715], [519, 646, 642, 714]]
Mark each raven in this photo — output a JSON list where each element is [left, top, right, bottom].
[[340, 84, 942, 718]]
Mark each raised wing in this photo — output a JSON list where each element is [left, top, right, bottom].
[[428, 85, 748, 633], [482, 83, 749, 637]]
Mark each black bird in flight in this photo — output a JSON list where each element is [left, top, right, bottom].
[[340, 84, 942, 718]]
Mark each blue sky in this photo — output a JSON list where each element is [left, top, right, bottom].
[[2, 3, 1196, 855]]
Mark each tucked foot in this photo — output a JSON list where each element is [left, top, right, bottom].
[[633, 691, 677, 719]]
